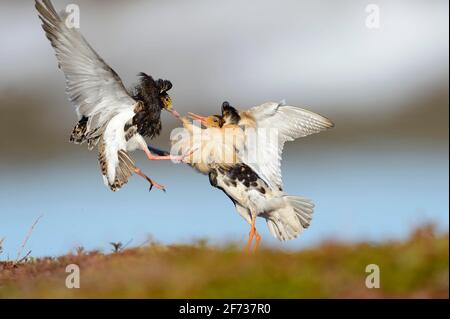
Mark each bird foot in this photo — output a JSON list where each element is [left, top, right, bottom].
[[149, 180, 166, 192]]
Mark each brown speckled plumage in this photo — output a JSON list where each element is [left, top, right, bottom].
[[98, 139, 136, 192], [69, 116, 102, 150], [69, 116, 88, 144]]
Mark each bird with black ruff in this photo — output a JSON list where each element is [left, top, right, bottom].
[[186, 101, 334, 252], [36, 0, 187, 192]]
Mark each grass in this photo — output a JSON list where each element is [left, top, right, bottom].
[[0, 225, 448, 298]]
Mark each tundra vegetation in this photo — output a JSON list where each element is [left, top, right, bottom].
[[0, 225, 448, 298]]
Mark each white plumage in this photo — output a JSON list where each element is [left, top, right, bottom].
[[243, 101, 334, 191], [36, 0, 180, 191], [36, 0, 142, 190], [185, 101, 333, 248], [233, 101, 333, 241], [36, 0, 136, 138]]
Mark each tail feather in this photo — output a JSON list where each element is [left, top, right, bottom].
[[265, 195, 314, 241], [286, 195, 314, 228], [109, 150, 135, 191]]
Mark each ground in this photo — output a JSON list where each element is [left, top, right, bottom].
[[0, 225, 448, 298]]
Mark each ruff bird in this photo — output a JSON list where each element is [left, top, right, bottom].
[[186, 101, 334, 251], [36, 0, 185, 192]]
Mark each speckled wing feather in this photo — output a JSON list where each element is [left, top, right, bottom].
[[98, 138, 136, 191], [244, 101, 334, 190], [35, 0, 135, 139]]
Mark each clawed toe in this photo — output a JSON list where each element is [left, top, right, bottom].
[[152, 182, 166, 192]]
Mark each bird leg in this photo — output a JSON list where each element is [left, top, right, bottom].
[[245, 214, 257, 253], [147, 144, 170, 156], [143, 147, 192, 162], [134, 167, 166, 192], [254, 230, 261, 253]]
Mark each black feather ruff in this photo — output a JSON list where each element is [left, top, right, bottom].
[[130, 73, 171, 138]]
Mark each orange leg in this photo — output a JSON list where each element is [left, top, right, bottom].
[[246, 225, 255, 253], [143, 147, 194, 162], [134, 167, 166, 192], [254, 230, 261, 253], [245, 215, 257, 253], [143, 147, 179, 161]]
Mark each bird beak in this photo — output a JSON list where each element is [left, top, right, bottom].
[[188, 112, 208, 125], [170, 109, 181, 119]]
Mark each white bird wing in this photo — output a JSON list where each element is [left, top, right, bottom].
[[35, 0, 136, 138], [242, 101, 334, 190]]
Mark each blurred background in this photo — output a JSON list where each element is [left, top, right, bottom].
[[0, 0, 448, 258]]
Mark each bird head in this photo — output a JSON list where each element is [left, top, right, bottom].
[[221, 101, 240, 125], [156, 79, 180, 119], [134, 73, 180, 119]]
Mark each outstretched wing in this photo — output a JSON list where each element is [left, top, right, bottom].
[[35, 0, 135, 137], [243, 101, 334, 190]]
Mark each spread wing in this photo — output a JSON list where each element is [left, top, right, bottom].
[[35, 0, 135, 137], [243, 101, 334, 190]]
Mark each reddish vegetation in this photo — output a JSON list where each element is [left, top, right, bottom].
[[0, 225, 448, 298]]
